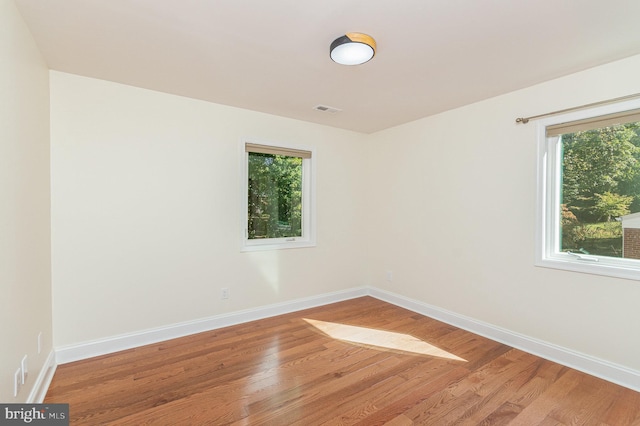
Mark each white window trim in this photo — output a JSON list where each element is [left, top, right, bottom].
[[536, 98, 640, 280], [240, 139, 316, 252]]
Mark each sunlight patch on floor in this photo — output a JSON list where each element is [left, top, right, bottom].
[[303, 318, 466, 361]]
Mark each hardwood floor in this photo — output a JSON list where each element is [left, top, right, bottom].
[[45, 297, 640, 425]]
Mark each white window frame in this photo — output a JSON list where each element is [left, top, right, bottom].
[[536, 98, 640, 280], [240, 139, 316, 252]]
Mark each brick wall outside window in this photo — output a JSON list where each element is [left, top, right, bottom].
[[623, 228, 640, 259]]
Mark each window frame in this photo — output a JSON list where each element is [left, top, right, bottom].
[[536, 97, 640, 280], [240, 139, 316, 252]]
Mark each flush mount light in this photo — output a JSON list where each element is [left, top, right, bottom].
[[330, 32, 376, 65]]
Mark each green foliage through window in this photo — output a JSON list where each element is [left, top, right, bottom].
[[560, 122, 640, 257], [247, 152, 303, 239]]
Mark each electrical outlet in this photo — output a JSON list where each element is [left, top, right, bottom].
[[14, 368, 21, 397], [21, 355, 28, 384], [221, 288, 230, 300], [38, 332, 42, 355], [385, 270, 393, 281]]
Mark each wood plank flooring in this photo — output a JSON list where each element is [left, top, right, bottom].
[[44, 297, 640, 425]]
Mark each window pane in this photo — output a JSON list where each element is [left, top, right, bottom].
[[247, 152, 303, 239], [560, 121, 640, 258]]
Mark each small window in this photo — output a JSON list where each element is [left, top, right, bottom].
[[537, 99, 640, 280], [242, 141, 315, 251]]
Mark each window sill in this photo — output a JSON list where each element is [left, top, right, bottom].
[[241, 240, 316, 252], [536, 256, 640, 281]]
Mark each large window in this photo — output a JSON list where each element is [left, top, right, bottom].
[[537, 99, 640, 279], [242, 141, 315, 251]]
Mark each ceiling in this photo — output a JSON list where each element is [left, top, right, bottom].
[[14, 0, 640, 134]]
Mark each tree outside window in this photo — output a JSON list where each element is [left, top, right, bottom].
[[560, 122, 640, 257], [247, 152, 302, 239]]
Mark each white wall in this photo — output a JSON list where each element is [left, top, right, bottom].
[[0, 1, 52, 402], [50, 72, 368, 347], [366, 54, 640, 372]]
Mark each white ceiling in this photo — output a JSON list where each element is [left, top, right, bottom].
[[14, 0, 640, 133]]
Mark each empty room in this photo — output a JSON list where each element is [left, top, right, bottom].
[[2, 0, 640, 424]]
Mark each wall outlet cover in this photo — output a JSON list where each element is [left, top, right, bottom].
[[14, 368, 21, 397], [21, 355, 28, 384]]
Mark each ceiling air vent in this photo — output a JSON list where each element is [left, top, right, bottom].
[[313, 105, 342, 114]]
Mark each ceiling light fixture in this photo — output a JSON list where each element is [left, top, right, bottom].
[[330, 32, 376, 65]]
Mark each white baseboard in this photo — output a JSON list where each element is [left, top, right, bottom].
[[55, 287, 368, 364], [27, 350, 57, 403], [368, 287, 640, 392], [54, 285, 640, 393]]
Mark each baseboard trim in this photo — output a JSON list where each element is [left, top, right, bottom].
[[368, 287, 640, 392], [54, 285, 640, 392], [55, 287, 368, 365], [27, 350, 57, 403]]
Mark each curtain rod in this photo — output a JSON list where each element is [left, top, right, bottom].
[[515, 92, 640, 124]]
